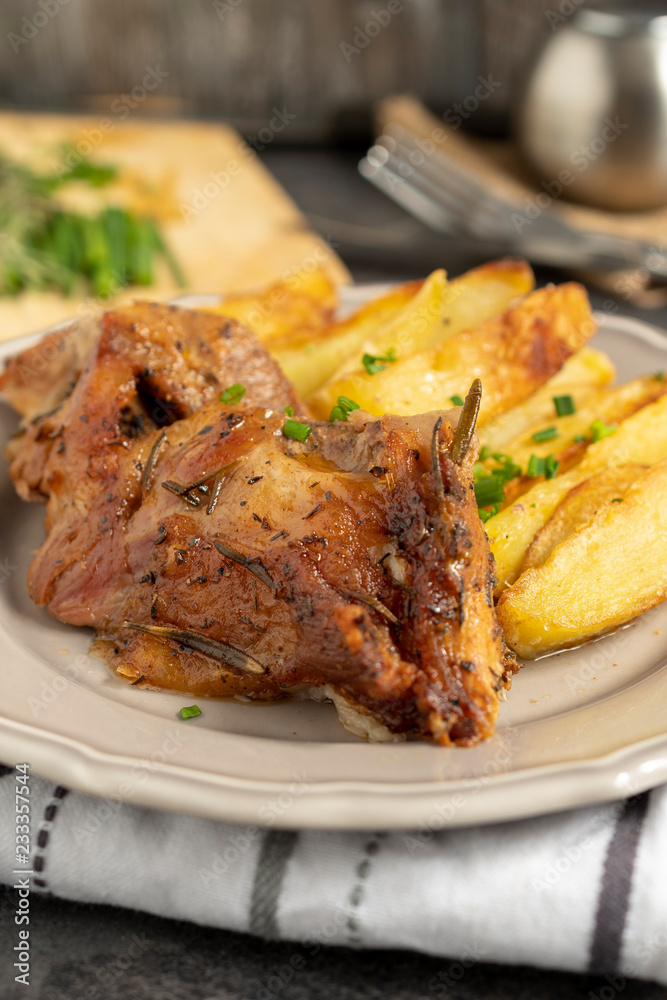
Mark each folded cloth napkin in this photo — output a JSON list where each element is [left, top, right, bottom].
[[1, 765, 667, 987], [376, 95, 667, 308]]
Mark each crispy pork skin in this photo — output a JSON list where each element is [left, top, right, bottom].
[[4, 303, 515, 745]]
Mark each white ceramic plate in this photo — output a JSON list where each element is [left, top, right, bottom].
[[1, 292, 667, 831]]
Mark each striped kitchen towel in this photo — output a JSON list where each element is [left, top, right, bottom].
[[1, 766, 666, 986]]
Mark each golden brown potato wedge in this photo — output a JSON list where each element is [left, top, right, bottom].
[[484, 373, 667, 505], [480, 348, 615, 452], [206, 266, 338, 345], [309, 282, 595, 422], [521, 463, 648, 571], [271, 277, 425, 398], [487, 391, 667, 593], [277, 258, 534, 400], [437, 257, 535, 340], [497, 458, 667, 658], [323, 258, 534, 379]]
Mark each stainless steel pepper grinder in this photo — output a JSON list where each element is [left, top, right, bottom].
[[515, 5, 667, 211]]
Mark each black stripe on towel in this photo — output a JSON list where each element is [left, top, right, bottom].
[[32, 785, 70, 893], [588, 792, 650, 973], [249, 830, 298, 939], [346, 833, 386, 947]]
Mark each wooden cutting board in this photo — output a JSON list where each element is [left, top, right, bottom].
[[0, 112, 350, 342]]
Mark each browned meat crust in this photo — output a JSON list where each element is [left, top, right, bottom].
[[0, 314, 100, 421], [7, 301, 303, 501], [4, 302, 516, 745]]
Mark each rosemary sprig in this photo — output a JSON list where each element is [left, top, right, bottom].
[[214, 539, 276, 591], [123, 621, 267, 676]]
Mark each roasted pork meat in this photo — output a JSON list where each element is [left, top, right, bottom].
[[3, 302, 517, 745], [0, 313, 100, 422]]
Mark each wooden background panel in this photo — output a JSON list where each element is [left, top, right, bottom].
[[0, 0, 553, 139]]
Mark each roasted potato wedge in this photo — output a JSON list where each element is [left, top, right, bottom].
[[437, 257, 535, 339], [309, 282, 595, 422], [497, 458, 667, 658], [320, 258, 534, 376], [276, 259, 534, 400], [480, 347, 615, 452], [484, 373, 667, 504], [487, 391, 667, 593], [206, 266, 338, 345], [271, 277, 425, 398], [521, 463, 648, 571]]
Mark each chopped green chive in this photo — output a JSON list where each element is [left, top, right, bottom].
[[479, 445, 492, 461], [479, 504, 501, 523], [532, 426, 559, 443], [220, 383, 246, 404], [611, 497, 623, 503], [490, 452, 522, 481], [284, 405, 294, 417], [179, 705, 201, 720], [553, 394, 576, 417], [329, 396, 361, 422], [590, 419, 616, 443], [450, 394, 465, 407], [362, 348, 397, 375], [654, 372, 665, 382], [574, 434, 589, 444], [474, 476, 506, 508], [283, 419, 312, 442], [473, 451, 523, 520], [527, 454, 560, 479], [527, 454, 545, 477], [545, 454, 560, 479]]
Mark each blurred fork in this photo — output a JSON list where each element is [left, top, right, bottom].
[[366, 125, 517, 242], [359, 123, 667, 280]]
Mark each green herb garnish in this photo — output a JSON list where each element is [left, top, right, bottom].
[[590, 419, 616, 443], [450, 394, 465, 407], [284, 405, 294, 417], [0, 152, 183, 297], [654, 372, 665, 382], [179, 705, 202, 720], [283, 419, 312, 442], [474, 476, 506, 508], [473, 451, 522, 521], [611, 497, 623, 503], [329, 395, 360, 422], [220, 383, 246, 404], [526, 454, 559, 479], [362, 349, 397, 375], [532, 426, 558, 443], [553, 394, 576, 417], [574, 434, 589, 444], [490, 452, 522, 481], [545, 454, 560, 479]]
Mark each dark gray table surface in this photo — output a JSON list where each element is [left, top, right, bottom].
[[3, 884, 667, 1000], [2, 147, 667, 1000]]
